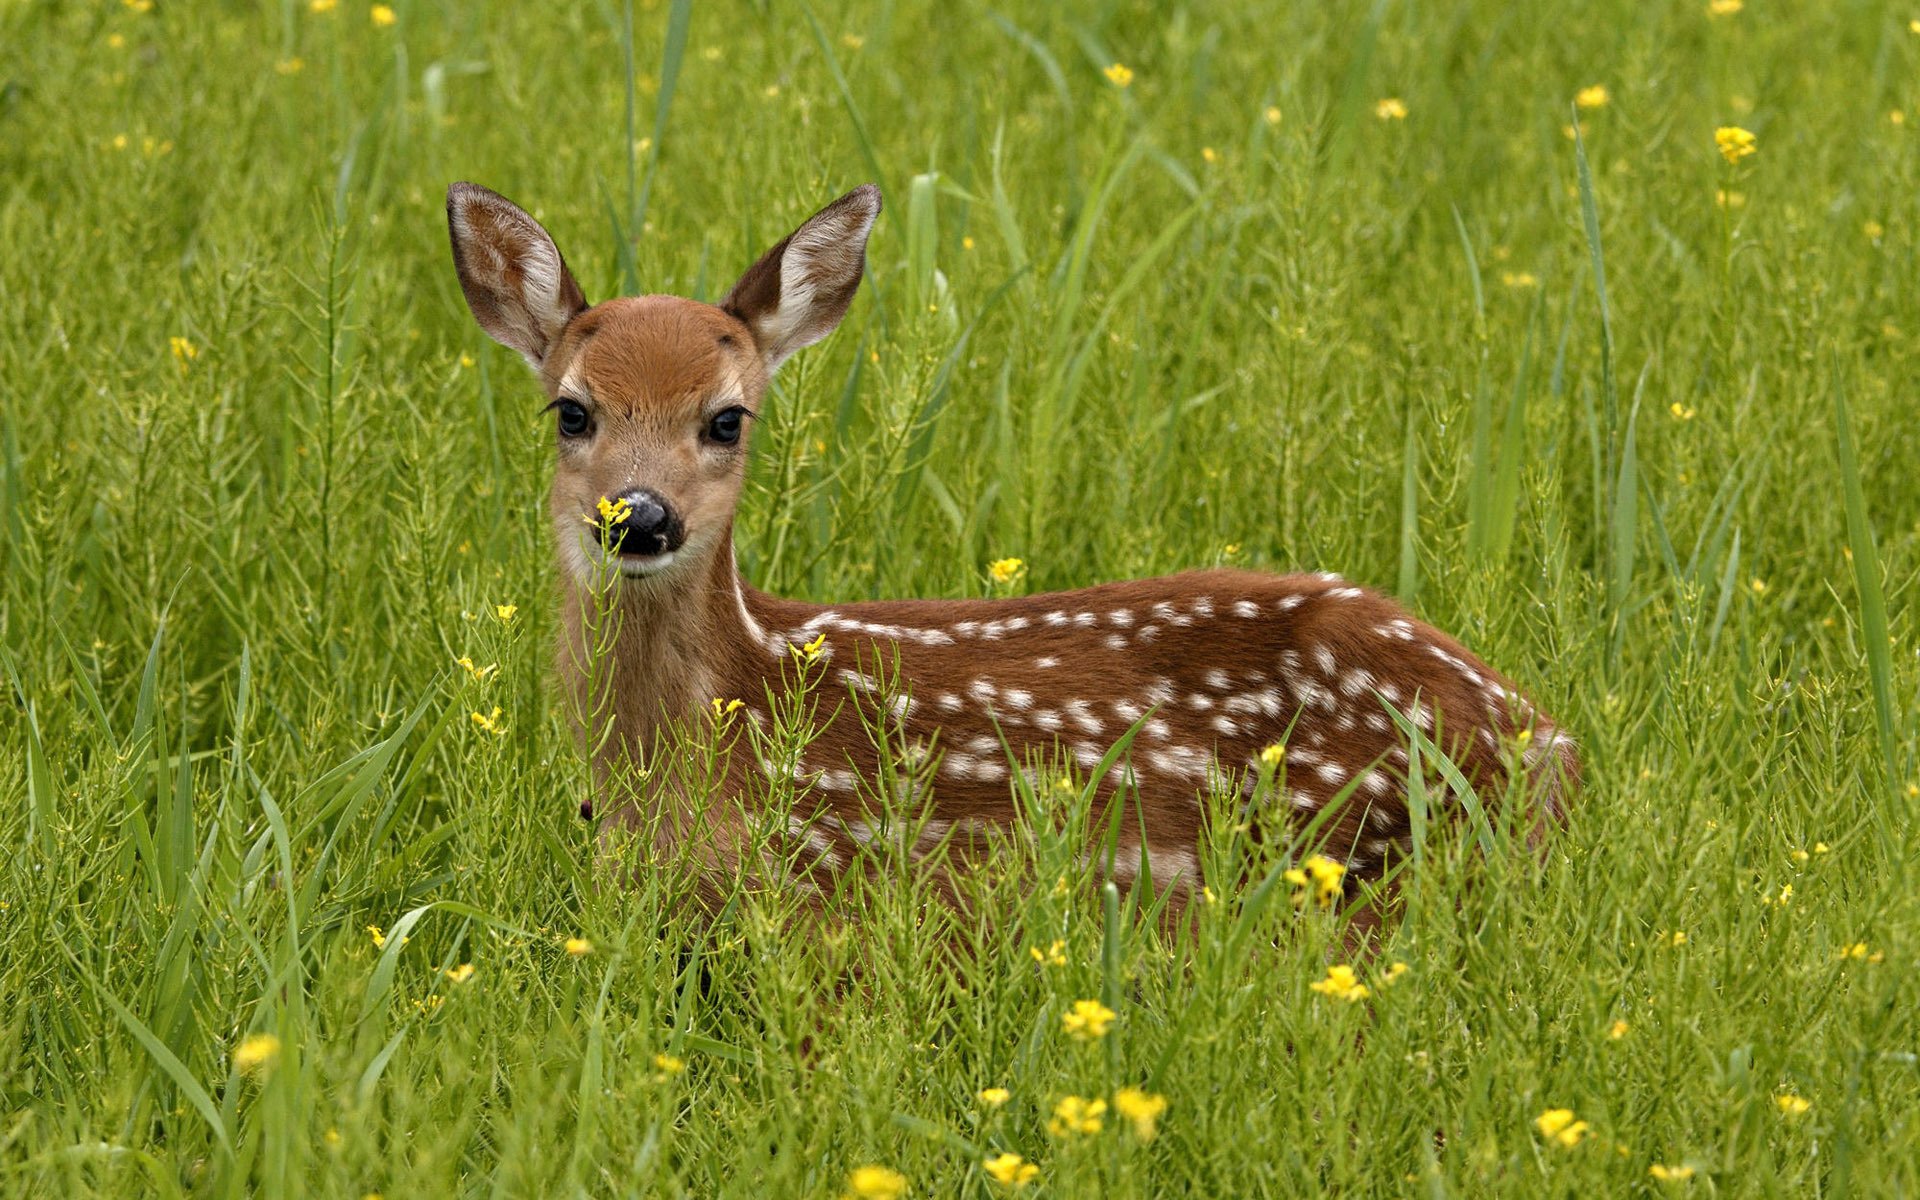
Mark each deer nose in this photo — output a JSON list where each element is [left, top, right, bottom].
[[611, 488, 685, 556]]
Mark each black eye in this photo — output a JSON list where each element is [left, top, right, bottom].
[[555, 400, 591, 438], [706, 406, 748, 446]]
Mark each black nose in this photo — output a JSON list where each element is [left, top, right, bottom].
[[610, 489, 685, 556]]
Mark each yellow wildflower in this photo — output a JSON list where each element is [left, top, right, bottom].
[[1379, 960, 1410, 986], [1575, 85, 1609, 110], [123, 0, 153, 10], [564, 936, 593, 957], [370, 4, 396, 26], [1814, 842, 1830, 855], [1375, 97, 1408, 120], [1716, 188, 1746, 209], [169, 336, 198, 367], [108, 32, 126, 47], [310, 0, 337, 11], [1650, 1163, 1696, 1182], [710, 697, 744, 720], [843, 1165, 906, 1200], [445, 963, 476, 984], [1706, 0, 1742, 14], [1714, 126, 1757, 165], [323, 1128, 343, 1148], [962, 236, 975, 250], [1029, 940, 1067, 968], [233, 1033, 281, 1074], [1763, 882, 1792, 906], [1837, 942, 1883, 963], [977, 1087, 1011, 1108], [1103, 63, 1134, 88], [1911, 18, 1920, 33], [988, 557, 1027, 585], [1775, 1093, 1811, 1118], [982, 1153, 1038, 1189], [1263, 105, 1282, 126], [1309, 963, 1370, 1003], [494, 603, 518, 622], [1659, 929, 1688, 947], [590, 495, 634, 528], [797, 631, 829, 662], [1502, 271, 1538, 288], [471, 707, 505, 735], [1294, 854, 1346, 907], [652, 1052, 686, 1075], [1048, 1095, 1107, 1137], [455, 655, 497, 683], [1750, 578, 1767, 595], [1892, 109, 1906, 126], [1113, 1086, 1168, 1141], [1864, 219, 1885, 240], [1259, 743, 1285, 768], [839, 33, 864, 49], [1608, 1019, 1631, 1040], [1061, 998, 1116, 1041], [275, 57, 305, 75], [1201, 146, 1219, 164], [1534, 1107, 1590, 1148]]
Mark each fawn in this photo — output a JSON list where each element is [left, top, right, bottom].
[[446, 181, 1577, 921]]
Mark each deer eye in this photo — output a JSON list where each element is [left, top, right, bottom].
[[555, 400, 591, 438], [705, 406, 749, 446]]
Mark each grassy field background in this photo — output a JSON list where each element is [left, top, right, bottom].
[[3, 0, 1917, 1194]]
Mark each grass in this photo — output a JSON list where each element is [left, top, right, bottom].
[[2, 0, 1917, 1195]]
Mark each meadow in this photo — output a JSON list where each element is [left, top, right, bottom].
[[2, 0, 1918, 1194]]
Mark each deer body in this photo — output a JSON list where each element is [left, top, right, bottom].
[[448, 181, 1576, 913]]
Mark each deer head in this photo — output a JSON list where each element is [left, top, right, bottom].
[[446, 182, 881, 585]]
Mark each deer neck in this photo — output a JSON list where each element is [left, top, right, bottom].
[[559, 529, 777, 765]]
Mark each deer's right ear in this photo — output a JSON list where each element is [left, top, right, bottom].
[[446, 182, 588, 371]]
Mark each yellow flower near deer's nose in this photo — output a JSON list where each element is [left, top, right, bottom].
[[1061, 998, 1116, 1040], [1374, 97, 1408, 120], [564, 937, 593, 957], [1534, 1107, 1590, 1147], [842, 1165, 906, 1200], [1715, 125, 1757, 164], [1113, 1086, 1168, 1140], [1102, 62, 1134, 88], [982, 1152, 1038, 1188], [1575, 85, 1609, 110], [233, 1033, 281, 1073]]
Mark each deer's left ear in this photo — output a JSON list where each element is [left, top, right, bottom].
[[722, 184, 881, 371]]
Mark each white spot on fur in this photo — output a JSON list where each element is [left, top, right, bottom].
[[1232, 599, 1259, 618]]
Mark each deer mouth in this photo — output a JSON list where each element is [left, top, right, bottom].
[[615, 549, 676, 578]]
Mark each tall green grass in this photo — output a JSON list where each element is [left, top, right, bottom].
[[1, 1, 1916, 1195]]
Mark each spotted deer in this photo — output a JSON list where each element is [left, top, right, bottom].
[[445, 180, 1577, 923]]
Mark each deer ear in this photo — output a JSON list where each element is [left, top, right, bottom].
[[446, 182, 588, 370], [722, 184, 880, 371]]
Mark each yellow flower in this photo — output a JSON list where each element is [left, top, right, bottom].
[[1259, 743, 1285, 768], [1374, 97, 1408, 120], [1716, 188, 1746, 209], [1113, 1086, 1168, 1141], [1534, 1107, 1590, 1148], [1775, 1093, 1811, 1118], [1061, 998, 1116, 1041], [1048, 1095, 1107, 1137], [1706, 0, 1742, 14], [455, 655, 497, 682], [1201, 146, 1219, 164], [494, 603, 518, 622], [1895, 109, 1908, 127], [1814, 842, 1830, 855], [988, 557, 1027, 585], [122, 0, 153, 11], [233, 1033, 281, 1074], [169, 336, 199, 367], [982, 1153, 1038, 1189], [1290, 854, 1346, 907], [1103, 63, 1134, 88], [1379, 960, 1410, 986], [445, 963, 476, 984], [1263, 105, 1282, 126], [1911, 18, 1920, 33], [710, 697, 744, 719], [275, 57, 305, 75], [1029, 940, 1067, 968], [1608, 1019, 1631, 1040], [1762, 882, 1792, 906], [962, 236, 976, 250], [1575, 85, 1610, 110], [977, 1087, 1011, 1108], [1864, 219, 1885, 239], [370, 4, 396, 27], [839, 33, 865, 49], [564, 936, 593, 957], [323, 1128, 343, 1148], [796, 631, 829, 663], [843, 1165, 906, 1200], [1837, 942, 1883, 963], [1501, 271, 1538, 288], [1650, 1163, 1696, 1182], [652, 1052, 686, 1075], [1669, 402, 1697, 421], [591, 495, 634, 528], [108, 32, 126, 47], [1714, 126, 1757, 165], [1309, 963, 1370, 1003], [471, 707, 505, 735], [310, 0, 337, 11], [1659, 929, 1688, 947]]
